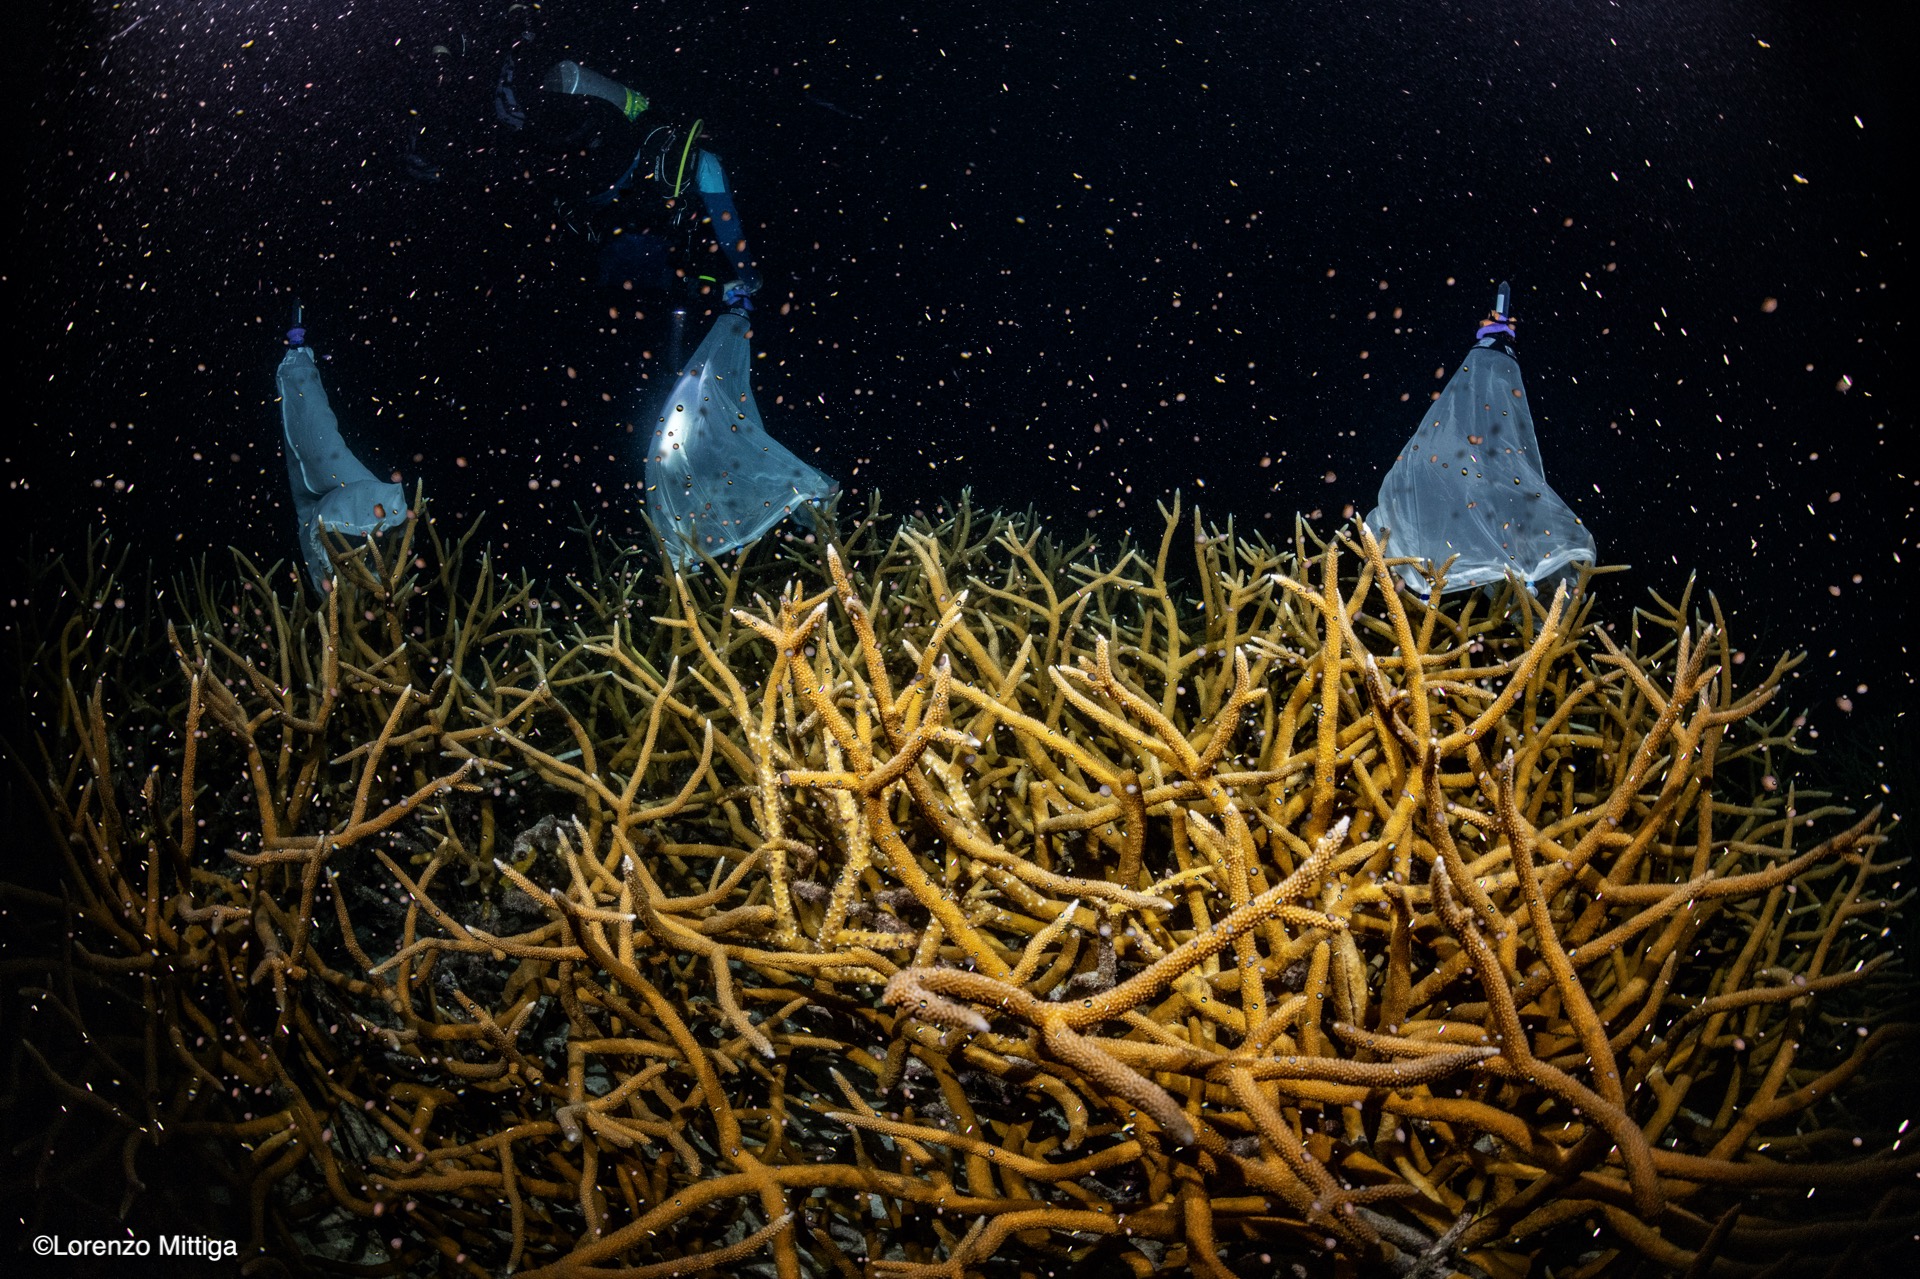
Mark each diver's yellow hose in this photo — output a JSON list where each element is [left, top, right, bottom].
[[671, 120, 704, 197]]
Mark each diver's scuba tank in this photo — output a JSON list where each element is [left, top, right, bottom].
[[543, 61, 649, 122], [288, 299, 307, 347]]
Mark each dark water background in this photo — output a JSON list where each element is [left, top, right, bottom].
[[4, 0, 1909, 768]]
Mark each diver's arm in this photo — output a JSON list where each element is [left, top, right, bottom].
[[691, 150, 761, 300], [543, 61, 649, 121]]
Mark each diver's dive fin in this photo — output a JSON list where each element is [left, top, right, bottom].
[[495, 56, 527, 129], [403, 137, 445, 182]]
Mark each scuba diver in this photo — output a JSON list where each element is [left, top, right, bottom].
[[276, 304, 409, 591], [399, 33, 829, 564], [540, 60, 764, 311], [541, 62, 833, 568], [403, 38, 763, 366], [397, 22, 761, 310]]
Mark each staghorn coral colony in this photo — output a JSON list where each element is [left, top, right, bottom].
[[2, 493, 1913, 1277]]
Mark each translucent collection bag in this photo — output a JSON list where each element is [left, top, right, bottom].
[[1367, 290, 1594, 594], [276, 345, 407, 589], [644, 312, 835, 569]]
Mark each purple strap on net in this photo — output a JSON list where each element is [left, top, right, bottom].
[[287, 326, 307, 346], [1476, 321, 1514, 340]]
